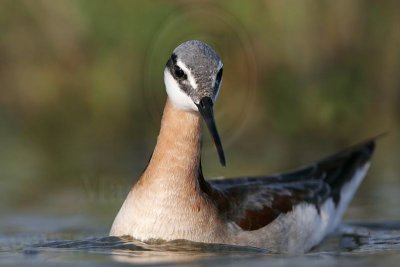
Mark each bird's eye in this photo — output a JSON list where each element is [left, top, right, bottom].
[[174, 65, 186, 79]]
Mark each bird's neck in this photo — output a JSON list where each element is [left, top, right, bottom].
[[136, 98, 202, 190]]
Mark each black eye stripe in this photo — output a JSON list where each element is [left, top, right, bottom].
[[166, 53, 187, 80], [171, 53, 178, 64], [215, 67, 223, 86], [174, 65, 186, 79]]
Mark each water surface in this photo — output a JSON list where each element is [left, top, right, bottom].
[[1, 218, 400, 267]]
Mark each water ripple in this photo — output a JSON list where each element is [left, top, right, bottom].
[[3, 221, 399, 266]]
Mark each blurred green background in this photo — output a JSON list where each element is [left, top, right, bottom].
[[0, 0, 399, 234]]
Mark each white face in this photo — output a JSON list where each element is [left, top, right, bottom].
[[164, 60, 223, 112], [164, 68, 198, 111]]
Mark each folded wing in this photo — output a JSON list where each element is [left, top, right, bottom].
[[209, 139, 376, 231]]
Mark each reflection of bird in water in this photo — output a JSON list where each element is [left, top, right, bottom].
[[110, 40, 376, 253]]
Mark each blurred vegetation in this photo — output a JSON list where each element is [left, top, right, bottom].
[[0, 1, 399, 221]]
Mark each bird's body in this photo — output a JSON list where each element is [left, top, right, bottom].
[[110, 40, 376, 253]]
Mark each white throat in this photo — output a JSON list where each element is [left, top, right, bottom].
[[164, 68, 198, 111]]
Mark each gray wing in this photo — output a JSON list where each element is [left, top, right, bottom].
[[209, 138, 375, 231]]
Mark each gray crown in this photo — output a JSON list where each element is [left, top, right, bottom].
[[166, 40, 223, 104]]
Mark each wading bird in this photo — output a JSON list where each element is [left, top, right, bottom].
[[110, 40, 376, 253]]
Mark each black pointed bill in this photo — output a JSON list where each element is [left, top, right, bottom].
[[195, 97, 226, 166]]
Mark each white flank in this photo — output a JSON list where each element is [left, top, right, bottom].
[[284, 200, 335, 253], [164, 68, 197, 111], [284, 162, 370, 253], [331, 162, 370, 231]]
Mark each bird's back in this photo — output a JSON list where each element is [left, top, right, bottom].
[[208, 139, 375, 252]]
